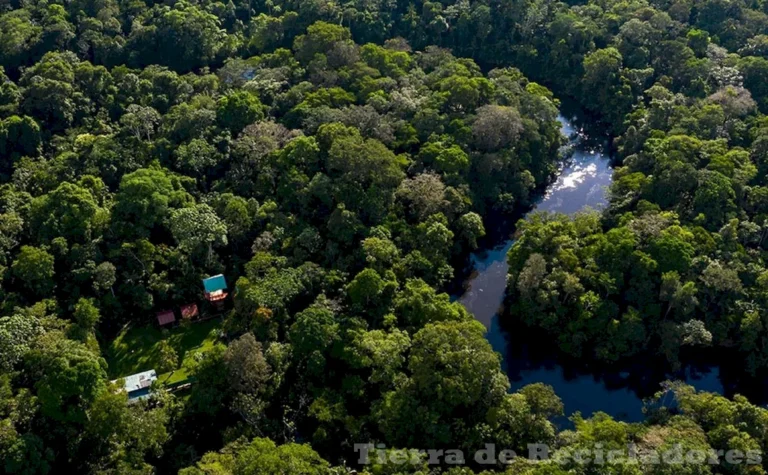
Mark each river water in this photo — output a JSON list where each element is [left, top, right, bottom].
[[457, 106, 735, 423]]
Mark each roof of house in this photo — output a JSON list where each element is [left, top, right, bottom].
[[180, 303, 199, 319], [113, 369, 157, 398], [156, 310, 175, 326], [202, 274, 228, 293]]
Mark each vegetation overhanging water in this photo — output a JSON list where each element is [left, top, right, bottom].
[[457, 101, 768, 423]]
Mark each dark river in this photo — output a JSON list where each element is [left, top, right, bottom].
[[456, 104, 762, 424]]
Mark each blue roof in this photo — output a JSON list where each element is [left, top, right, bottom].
[[203, 274, 227, 293]]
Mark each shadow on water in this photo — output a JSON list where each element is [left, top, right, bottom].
[[455, 99, 768, 425]]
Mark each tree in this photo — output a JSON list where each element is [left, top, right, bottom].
[[687, 29, 710, 56], [0, 115, 41, 174], [438, 75, 492, 112], [0, 425, 54, 475], [29, 333, 107, 424], [457, 212, 485, 249], [92, 262, 116, 295], [680, 319, 713, 346], [518, 383, 564, 418], [707, 86, 757, 119], [174, 138, 222, 178], [170, 203, 228, 266], [224, 333, 272, 426], [739, 56, 768, 112], [0, 67, 19, 115], [414, 214, 455, 278], [394, 278, 469, 328], [224, 333, 271, 394], [323, 124, 405, 222], [377, 320, 508, 447], [293, 21, 352, 64], [73, 298, 100, 334], [516, 253, 548, 298], [180, 437, 330, 474], [288, 302, 340, 376], [581, 48, 633, 130], [84, 388, 169, 471], [156, 340, 179, 376], [0, 313, 43, 372], [345, 268, 397, 318], [211, 193, 254, 243], [345, 328, 410, 385], [396, 172, 447, 221], [648, 226, 696, 274], [127, 3, 230, 71], [20, 68, 77, 132], [29, 181, 107, 245], [362, 236, 399, 271], [472, 105, 524, 152], [489, 385, 562, 453], [12, 246, 55, 297], [217, 91, 265, 134], [699, 260, 743, 294], [660, 271, 699, 318], [112, 168, 192, 239], [417, 141, 470, 176], [0, 10, 41, 71], [120, 105, 161, 141], [693, 170, 737, 229]]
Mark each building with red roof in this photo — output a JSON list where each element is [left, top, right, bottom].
[[156, 309, 176, 326]]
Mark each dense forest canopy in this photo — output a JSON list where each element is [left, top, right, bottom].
[[4, 0, 768, 472]]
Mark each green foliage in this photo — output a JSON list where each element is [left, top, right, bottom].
[[0, 313, 43, 372], [127, 3, 231, 71], [0, 116, 41, 174], [30, 334, 107, 424], [376, 320, 509, 447], [5, 0, 768, 470], [394, 278, 469, 329], [288, 302, 340, 375], [112, 167, 193, 239], [106, 319, 223, 384], [156, 339, 179, 375], [181, 437, 330, 474], [12, 245, 55, 297], [217, 91, 265, 134], [29, 181, 108, 244], [170, 203, 228, 267], [73, 297, 100, 334]]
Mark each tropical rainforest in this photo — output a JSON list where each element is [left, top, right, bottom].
[[4, 0, 768, 472]]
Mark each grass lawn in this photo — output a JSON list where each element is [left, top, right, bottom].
[[106, 318, 223, 385]]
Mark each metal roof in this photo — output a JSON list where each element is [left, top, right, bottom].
[[156, 310, 175, 326], [202, 274, 227, 293], [113, 369, 157, 398]]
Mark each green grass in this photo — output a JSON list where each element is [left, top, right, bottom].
[[106, 318, 222, 385]]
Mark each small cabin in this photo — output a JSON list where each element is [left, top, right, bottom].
[[202, 274, 228, 302], [113, 369, 157, 401], [156, 309, 176, 326]]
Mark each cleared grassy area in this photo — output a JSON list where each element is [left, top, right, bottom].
[[106, 318, 222, 385]]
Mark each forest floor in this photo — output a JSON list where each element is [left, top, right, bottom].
[[105, 318, 223, 385]]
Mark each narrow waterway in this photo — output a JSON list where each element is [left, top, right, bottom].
[[457, 104, 734, 423]]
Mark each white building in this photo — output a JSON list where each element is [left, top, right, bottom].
[[112, 369, 157, 401]]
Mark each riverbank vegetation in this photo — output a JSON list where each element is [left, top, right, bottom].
[[3, 0, 768, 472], [502, 0, 768, 377]]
